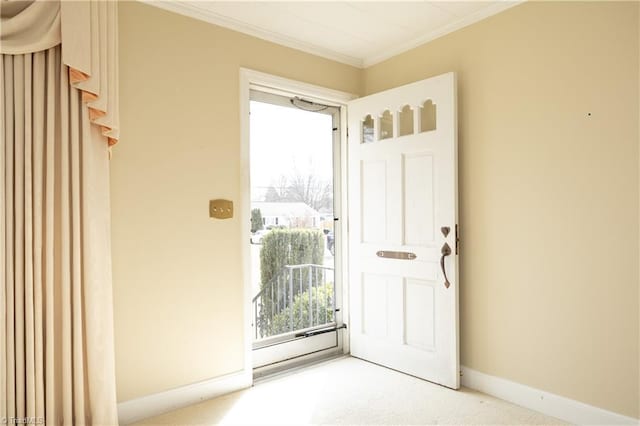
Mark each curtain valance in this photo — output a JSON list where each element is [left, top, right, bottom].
[[1, 0, 119, 146]]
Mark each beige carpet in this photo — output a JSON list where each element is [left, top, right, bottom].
[[133, 357, 565, 425]]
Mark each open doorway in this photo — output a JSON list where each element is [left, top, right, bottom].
[[248, 89, 344, 371]]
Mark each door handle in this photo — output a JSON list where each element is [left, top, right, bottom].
[[440, 242, 452, 288]]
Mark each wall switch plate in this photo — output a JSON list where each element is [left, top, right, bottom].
[[209, 199, 233, 219]]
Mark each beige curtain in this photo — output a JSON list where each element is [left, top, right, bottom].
[[1, 0, 120, 146], [1, 1, 119, 425]]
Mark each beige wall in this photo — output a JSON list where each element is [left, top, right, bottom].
[[112, 1, 361, 402], [364, 1, 639, 418], [113, 0, 639, 419]]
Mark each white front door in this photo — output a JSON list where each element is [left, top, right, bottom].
[[347, 72, 459, 389]]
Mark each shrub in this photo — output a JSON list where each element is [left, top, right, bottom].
[[268, 283, 335, 336], [259, 228, 324, 289], [257, 228, 327, 338], [250, 208, 263, 233]]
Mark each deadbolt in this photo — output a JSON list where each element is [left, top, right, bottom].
[[441, 226, 450, 237]]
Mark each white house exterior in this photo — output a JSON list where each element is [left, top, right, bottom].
[[252, 201, 322, 229]]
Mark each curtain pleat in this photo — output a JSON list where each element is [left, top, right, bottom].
[[58, 43, 72, 424], [60, 0, 120, 146], [30, 49, 45, 423], [1, 44, 118, 426], [4, 51, 17, 424], [23, 48, 36, 420], [15, 51, 27, 423], [0, 36, 6, 424], [2, 0, 120, 146], [43, 44, 61, 426]]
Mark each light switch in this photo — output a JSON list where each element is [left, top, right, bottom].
[[209, 199, 233, 219]]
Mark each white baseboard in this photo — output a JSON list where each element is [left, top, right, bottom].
[[461, 366, 639, 425], [116, 364, 639, 425], [117, 370, 252, 425]]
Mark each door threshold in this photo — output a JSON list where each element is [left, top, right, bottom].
[[253, 350, 347, 383]]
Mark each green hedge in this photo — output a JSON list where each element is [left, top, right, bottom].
[[257, 228, 326, 338], [259, 228, 324, 289]]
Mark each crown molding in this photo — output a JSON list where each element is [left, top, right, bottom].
[[139, 0, 365, 68], [140, 1, 524, 70], [363, 1, 525, 67]]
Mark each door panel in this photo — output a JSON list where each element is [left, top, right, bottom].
[[404, 279, 436, 351], [361, 161, 387, 243], [403, 153, 435, 246], [361, 274, 389, 338], [348, 72, 459, 389]]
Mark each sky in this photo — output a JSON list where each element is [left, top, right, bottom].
[[249, 100, 334, 202]]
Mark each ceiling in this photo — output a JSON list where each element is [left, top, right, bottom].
[[144, 1, 523, 68]]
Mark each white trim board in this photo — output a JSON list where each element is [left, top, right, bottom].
[[362, 1, 523, 67], [461, 366, 639, 425], [116, 363, 639, 425], [239, 68, 358, 105], [140, 0, 524, 69], [139, 0, 362, 68], [117, 370, 251, 425]]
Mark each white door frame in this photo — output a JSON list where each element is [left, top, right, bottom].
[[239, 68, 357, 379]]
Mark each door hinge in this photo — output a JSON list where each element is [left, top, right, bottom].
[[455, 224, 460, 255]]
